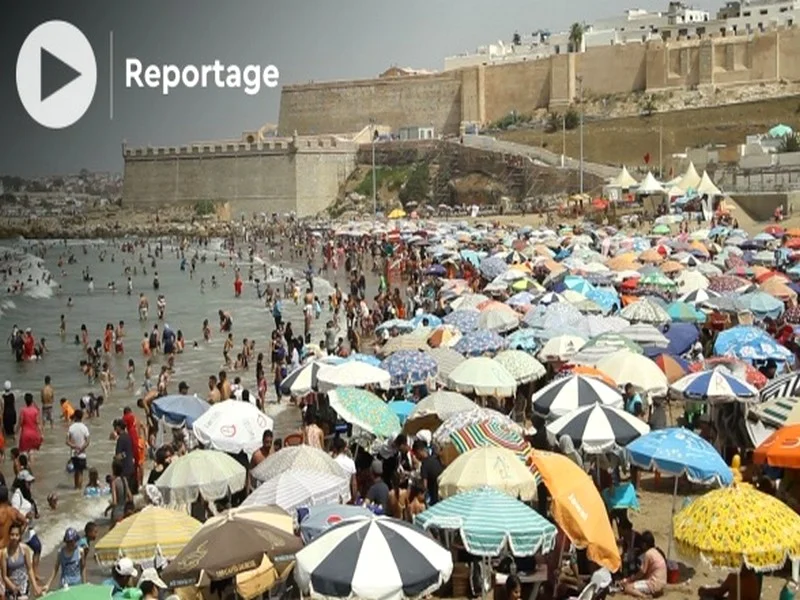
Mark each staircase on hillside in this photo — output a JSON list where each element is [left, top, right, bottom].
[[432, 150, 459, 206]]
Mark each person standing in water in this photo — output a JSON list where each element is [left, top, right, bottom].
[[40, 376, 54, 431], [2, 382, 16, 442]]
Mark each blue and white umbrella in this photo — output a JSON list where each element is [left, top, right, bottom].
[[713, 325, 794, 363], [411, 313, 443, 329], [625, 427, 733, 486], [479, 255, 509, 280], [738, 291, 785, 320], [442, 309, 480, 332], [152, 394, 210, 427], [670, 367, 758, 403], [379, 350, 439, 388], [506, 329, 540, 352], [506, 291, 536, 307], [453, 330, 508, 357]]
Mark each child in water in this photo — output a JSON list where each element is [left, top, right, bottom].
[[84, 468, 110, 498]]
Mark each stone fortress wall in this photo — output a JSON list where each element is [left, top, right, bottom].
[[122, 135, 357, 217], [278, 27, 800, 136]]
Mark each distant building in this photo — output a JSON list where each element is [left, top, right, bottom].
[[380, 66, 436, 78], [398, 126, 435, 141]]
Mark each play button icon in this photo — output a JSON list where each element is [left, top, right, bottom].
[[16, 21, 97, 129]]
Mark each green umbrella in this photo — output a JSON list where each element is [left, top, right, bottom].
[[651, 224, 670, 235], [327, 387, 401, 438], [415, 487, 557, 556], [43, 585, 113, 600], [584, 332, 642, 354], [640, 272, 677, 288]]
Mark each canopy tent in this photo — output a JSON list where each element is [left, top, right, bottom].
[[666, 185, 686, 198], [607, 166, 638, 189], [635, 172, 665, 195], [677, 162, 702, 192], [696, 171, 722, 196], [769, 124, 793, 138]]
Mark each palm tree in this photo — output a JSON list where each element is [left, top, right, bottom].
[[569, 22, 584, 53]]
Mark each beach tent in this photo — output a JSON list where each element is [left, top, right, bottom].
[[607, 166, 638, 189], [635, 172, 665, 195], [677, 162, 702, 192], [696, 171, 722, 196], [769, 124, 793, 138], [666, 185, 686, 198]]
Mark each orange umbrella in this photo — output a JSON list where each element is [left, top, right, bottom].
[[753, 425, 800, 468], [427, 325, 461, 349], [527, 451, 621, 572], [564, 365, 616, 387]]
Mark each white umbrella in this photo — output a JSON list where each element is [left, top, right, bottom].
[[250, 445, 348, 482], [280, 358, 339, 396], [243, 469, 351, 515], [192, 400, 274, 455], [596, 350, 669, 394], [619, 299, 671, 324], [532, 374, 623, 419], [477, 309, 520, 333], [538, 335, 586, 361], [439, 447, 538, 500], [494, 350, 546, 384], [446, 357, 517, 397], [619, 323, 669, 347], [317, 362, 391, 392], [156, 449, 246, 505]]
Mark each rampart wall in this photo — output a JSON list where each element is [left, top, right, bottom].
[[278, 28, 800, 136]]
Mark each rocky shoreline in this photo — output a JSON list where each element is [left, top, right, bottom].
[[0, 207, 235, 240]]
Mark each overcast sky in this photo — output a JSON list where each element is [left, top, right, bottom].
[[0, 0, 719, 176]]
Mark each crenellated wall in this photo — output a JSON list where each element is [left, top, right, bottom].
[[122, 136, 357, 217], [278, 27, 800, 136]]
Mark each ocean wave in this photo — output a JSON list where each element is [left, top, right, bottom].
[[0, 247, 57, 307]]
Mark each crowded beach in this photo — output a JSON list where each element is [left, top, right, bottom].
[[1, 198, 800, 600]]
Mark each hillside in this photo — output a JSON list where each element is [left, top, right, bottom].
[[496, 94, 800, 170]]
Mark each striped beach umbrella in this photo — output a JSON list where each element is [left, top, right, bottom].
[[415, 487, 557, 557], [546, 404, 650, 453]]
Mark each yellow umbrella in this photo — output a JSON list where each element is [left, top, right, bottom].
[[95, 506, 201, 564], [388, 208, 406, 219], [439, 446, 538, 501], [673, 484, 800, 571]]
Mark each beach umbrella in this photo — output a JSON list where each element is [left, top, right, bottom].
[[449, 293, 489, 311], [546, 404, 649, 453], [192, 400, 274, 455], [294, 516, 453, 600], [494, 350, 546, 384], [410, 313, 442, 328], [156, 449, 246, 505], [670, 368, 758, 403], [387, 400, 416, 426], [645, 322, 699, 357], [446, 356, 517, 397], [583, 332, 642, 354], [415, 487, 557, 557], [428, 347, 466, 383], [676, 272, 711, 295], [739, 291, 785, 320], [403, 391, 476, 434], [317, 362, 392, 392], [374, 319, 414, 335], [506, 329, 540, 352], [243, 469, 351, 514], [708, 275, 750, 294], [507, 291, 537, 308], [620, 323, 670, 347], [433, 408, 522, 446], [299, 504, 373, 543], [452, 330, 508, 356], [439, 447, 538, 500], [377, 334, 430, 357], [280, 358, 340, 396], [477, 308, 520, 333], [619, 299, 671, 324], [532, 374, 623, 420], [151, 394, 210, 427], [690, 357, 766, 389], [561, 365, 617, 387], [442, 309, 480, 332], [528, 451, 620, 572], [328, 387, 401, 438], [666, 301, 706, 323], [538, 335, 586, 361], [94, 506, 201, 565], [601, 483, 640, 512], [761, 372, 800, 402], [161, 507, 302, 587], [713, 325, 794, 362], [753, 424, 800, 468], [673, 485, 800, 572], [42, 586, 112, 600], [379, 350, 438, 388], [480, 255, 509, 280], [251, 445, 348, 483], [652, 353, 689, 383], [626, 428, 732, 485], [596, 351, 668, 394], [445, 420, 534, 467]]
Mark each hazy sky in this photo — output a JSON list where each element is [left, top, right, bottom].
[[0, 0, 719, 176]]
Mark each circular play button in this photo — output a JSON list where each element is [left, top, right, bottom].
[[16, 21, 97, 129]]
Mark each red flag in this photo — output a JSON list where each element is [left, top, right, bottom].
[[644, 152, 651, 165]]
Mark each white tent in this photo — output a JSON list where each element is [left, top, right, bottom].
[[666, 185, 686, 198], [677, 162, 702, 192], [696, 171, 722, 196], [636, 172, 665, 195], [607, 166, 638, 189]]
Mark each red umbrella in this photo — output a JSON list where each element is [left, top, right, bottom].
[[765, 225, 785, 237], [689, 357, 768, 389]]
